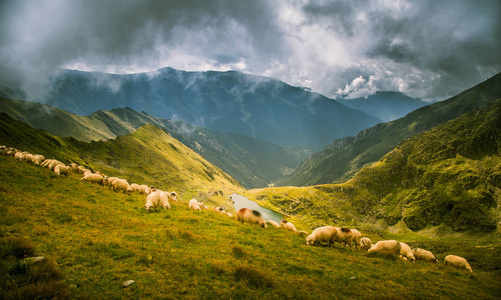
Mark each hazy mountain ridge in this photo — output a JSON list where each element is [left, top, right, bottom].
[[278, 72, 501, 187], [0, 66, 381, 151], [337, 91, 430, 122], [0, 98, 306, 188], [248, 98, 501, 234]]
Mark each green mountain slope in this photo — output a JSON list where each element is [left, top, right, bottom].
[[278, 72, 501, 187], [0, 113, 243, 203], [1, 146, 501, 298], [0, 98, 307, 188], [247, 99, 501, 234]]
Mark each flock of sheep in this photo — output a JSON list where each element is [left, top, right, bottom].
[[1, 145, 474, 273]]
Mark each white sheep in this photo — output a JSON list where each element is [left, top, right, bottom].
[[333, 227, 355, 250], [14, 152, 24, 161], [24, 153, 35, 163], [367, 240, 402, 257], [189, 199, 201, 211], [68, 163, 80, 172], [214, 206, 226, 214], [104, 176, 119, 188], [130, 183, 140, 193], [399, 242, 416, 262], [281, 220, 298, 232], [360, 237, 372, 251], [267, 220, 280, 228], [138, 185, 151, 195], [112, 179, 132, 194], [237, 208, 267, 228], [306, 226, 337, 246], [54, 164, 70, 177], [168, 191, 178, 202], [81, 173, 104, 185], [145, 190, 171, 211], [412, 248, 439, 263], [33, 154, 45, 165], [445, 255, 473, 272], [350, 229, 362, 250], [48, 160, 64, 170], [198, 202, 208, 209]]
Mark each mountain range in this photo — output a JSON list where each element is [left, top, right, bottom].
[[336, 91, 430, 122], [278, 72, 501, 187], [0, 66, 382, 151]]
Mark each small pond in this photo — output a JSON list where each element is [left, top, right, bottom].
[[230, 193, 284, 224]]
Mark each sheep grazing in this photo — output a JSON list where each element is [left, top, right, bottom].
[[169, 191, 178, 202], [112, 179, 132, 194], [68, 163, 80, 172], [103, 176, 119, 188], [333, 227, 354, 250], [81, 173, 104, 185], [412, 248, 439, 263], [214, 206, 226, 214], [350, 229, 362, 250], [23, 153, 34, 163], [130, 183, 140, 193], [267, 220, 280, 228], [32, 154, 45, 165], [189, 199, 201, 211], [14, 152, 24, 161], [198, 202, 208, 210], [138, 185, 151, 195], [445, 255, 473, 272], [145, 190, 171, 212], [306, 226, 337, 246], [367, 240, 402, 257], [237, 208, 267, 228], [54, 164, 70, 177], [399, 242, 416, 262], [360, 237, 372, 251], [281, 220, 298, 232], [47, 160, 64, 170]]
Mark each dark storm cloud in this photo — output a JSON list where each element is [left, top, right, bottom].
[[300, 0, 501, 99], [0, 0, 500, 101], [0, 0, 283, 72]]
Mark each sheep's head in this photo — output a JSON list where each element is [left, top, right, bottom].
[[306, 235, 314, 245], [259, 220, 267, 228]]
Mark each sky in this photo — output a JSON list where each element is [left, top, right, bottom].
[[0, 0, 500, 101]]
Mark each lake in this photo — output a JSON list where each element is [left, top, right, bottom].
[[230, 193, 284, 224]]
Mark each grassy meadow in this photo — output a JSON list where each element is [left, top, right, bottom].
[[1, 155, 501, 299]]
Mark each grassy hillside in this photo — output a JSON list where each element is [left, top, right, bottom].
[[1, 152, 501, 299], [0, 113, 243, 206], [0, 98, 307, 188], [247, 99, 501, 235], [278, 72, 501, 187]]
